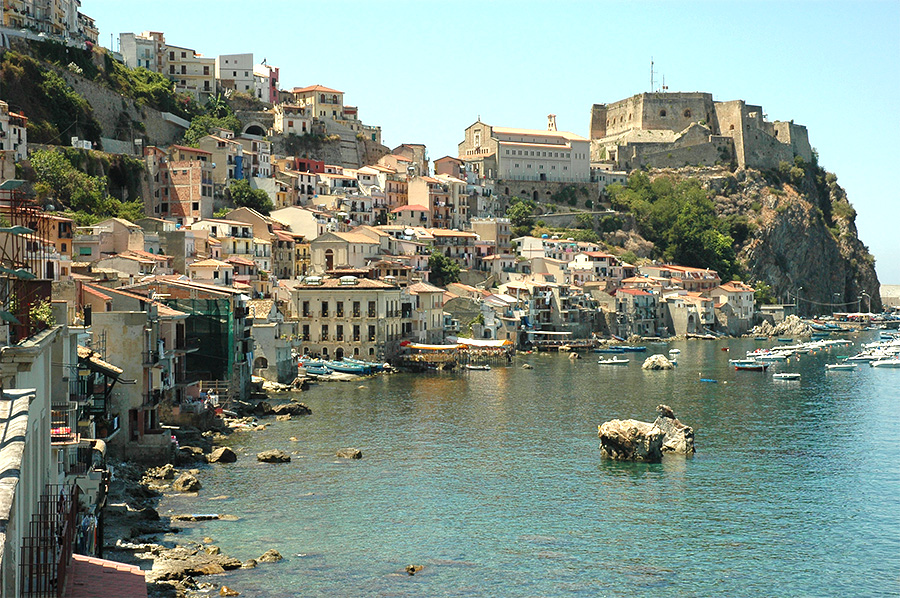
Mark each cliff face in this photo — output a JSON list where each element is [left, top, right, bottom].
[[651, 165, 881, 315]]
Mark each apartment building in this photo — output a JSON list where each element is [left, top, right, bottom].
[[216, 53, 255, 94]]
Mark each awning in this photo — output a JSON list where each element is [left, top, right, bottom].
[[406, 343, 460, 351], [525, 331, 572, 336], [455, 337, 513, 347]]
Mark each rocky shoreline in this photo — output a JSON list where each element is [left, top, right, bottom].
[[105, 399, 311, 597]]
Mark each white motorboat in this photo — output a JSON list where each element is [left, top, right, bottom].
[[598, 357, 629, 365], [773, 372, 801, 380], [825, 363, 858, 371]]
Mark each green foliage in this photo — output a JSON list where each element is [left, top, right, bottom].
[[607, 173, 739, 279], [571, 229, 599, 243], [100, 53, 201, 120], [619, 251, 639, 265], [753, 281, 776, 305], [506, 196, 536, 230], [29, 298, 55, 330], [182, 113, 243, 146], [575, 213, 594, 229], [831, 200, 856, 224], [30, 149, 143, 221], [597, 214, 623, 233], [0, 51, 102, 144], [428, 251, 460, 287], [226, 178, 273, 215], [213, 207, 231, 219]]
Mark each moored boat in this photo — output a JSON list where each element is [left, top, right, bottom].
[[825, 363, 857, 371], [620, 346, 647, 352], [464, 364, 491, 371], [870, 358, 900, 368], [730, 359, 769, 371], [773, 372, 801, 380], [598, 357, 630, 365]]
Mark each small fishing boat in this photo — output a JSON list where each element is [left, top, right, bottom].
[[302, 363, 332, 376], [730, 359, 769, 371], [776, 338, 794, 343], [326, 361, 371, 375], [620, 346, 647, 352], [721, 347, 730, 352], [825, 363, 857, 371], [773, 372, 801, 380], [464, 364, 491, 371], [870, 358, 900, 368], [598, 357, 630, 365], [699, 378, 718, 383], [668, 348, 681, 354], [754, 336, 768, 341], [595, 347, 626, 354]]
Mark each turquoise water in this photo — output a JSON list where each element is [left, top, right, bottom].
[[158, 335, 900, 597]]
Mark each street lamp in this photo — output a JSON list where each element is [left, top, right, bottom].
[[833, 293, 840, 317], [797, 286, 803, 317]]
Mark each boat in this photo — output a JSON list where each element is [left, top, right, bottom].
[[773, 372, 801, 380], [668, 348, 681, 354], [699, 378, 718, 383], [325, 361, 372, 375], [754, 336, 768, 341], [730, 359, 769, 371], [594, 347, 626, 354], [464, 364, 491, 371], [302, 364, 332, 376], [776, 338, 794, 343], [620, 346, 646, 352], [598, 357, 629, 365], [343, 357, 387, 372], [721, 347, 729, 352], [870, 358, 900, 368], [825, 363, 857, 371]]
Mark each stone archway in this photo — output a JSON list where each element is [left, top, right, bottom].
[[242, 122, 266, 136], [335, 347, 345, 360]]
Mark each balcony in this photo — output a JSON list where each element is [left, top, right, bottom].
[[174, 337, 200, 353], [143, 389, 162, 407]]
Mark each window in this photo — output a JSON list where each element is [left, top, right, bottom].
[[321, 301, 329, 317], [181, 51, 186, 58], [192, 202, 199, 211], [79, 247, 92, 256], [659, 109, 667, 117], [61, 243, 67, 252], [684, 109, 692, 118], [213, 271, 219, 279]]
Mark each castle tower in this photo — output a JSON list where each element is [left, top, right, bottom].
[[547, 114, 557, 132]]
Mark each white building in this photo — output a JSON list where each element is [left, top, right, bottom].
[[216, 53, 254, 94]]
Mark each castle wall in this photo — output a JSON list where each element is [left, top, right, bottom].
[[713, 100, 748, 167], [589, 104, 608, 139], [638, 92, 717, 134], [638, 141, 730, 169], [773, 121, 813, 163]]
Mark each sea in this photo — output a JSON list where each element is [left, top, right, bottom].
[[157, 334, 900, 597]]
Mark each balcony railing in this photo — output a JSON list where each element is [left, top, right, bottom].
[[20, 484, 80, 598]]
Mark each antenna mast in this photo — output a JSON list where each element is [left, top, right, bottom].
[[650, 57, 655, 92]]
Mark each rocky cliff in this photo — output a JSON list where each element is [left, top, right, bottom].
[[641, 164, 880, 314]]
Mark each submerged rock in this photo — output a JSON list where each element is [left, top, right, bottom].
[[598, 419, 664, 462], [271, 401, 312, 416], [172, 473, 202, 493], [406, 564, 424, 575], [208, 447, 237, 463], [642, 354, 675, 370], [257, 549, 283, 563], [653, 404, 695, 455], [257, 450, 290, 463], [336, 448, 363, 459]]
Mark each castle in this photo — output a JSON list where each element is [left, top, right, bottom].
[[589, 92, 812, 171]]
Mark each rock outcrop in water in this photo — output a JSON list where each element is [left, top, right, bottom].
[[598, 420, 664, 462], [599, 405, 694, 461], [642, 355, 675, 370], [653, 404, 695, 455]]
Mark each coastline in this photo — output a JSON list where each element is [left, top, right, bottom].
[[105, 399, 307, 597]]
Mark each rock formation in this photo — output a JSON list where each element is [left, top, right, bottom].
[[598, 405, 695, 461], [257, 449, 291, 463], [642, 355, 675, 370], [598, 420, 664, 462], [172, 473, 202, 493], [336, 448, 363, 459], [257, 549, 283, 563], [208, 447, 237, 463], [653, 404, 695, 455]]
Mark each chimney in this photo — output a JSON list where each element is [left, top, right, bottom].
[[547, 114, 557, 132]]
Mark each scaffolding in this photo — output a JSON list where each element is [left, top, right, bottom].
[[0, 180, 52, 343]]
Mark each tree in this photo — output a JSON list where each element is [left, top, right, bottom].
[[182, 113, 242, 147], [428, 251, 460, 288], [226, 179, 274, 215], [506, 196, 536, 237]]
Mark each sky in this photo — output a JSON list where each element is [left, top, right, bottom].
[[85, 0, 900, 285]]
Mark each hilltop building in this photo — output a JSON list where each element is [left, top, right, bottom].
[[589, 92, 812, 171]]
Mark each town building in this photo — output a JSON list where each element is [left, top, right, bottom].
[[291, 276, 404, 361], [166, 43, 215, 104], [273, 103, 312, 136], [253, 62, 280, 105], [458, 117, 591, 183], [0, 100, 28, 166], [216, 53, 255, 94]]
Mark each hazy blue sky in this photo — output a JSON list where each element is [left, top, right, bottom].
[[86, 1, 899, 285]]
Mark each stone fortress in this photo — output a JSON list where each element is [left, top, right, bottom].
[[589, 92, 812, 171]]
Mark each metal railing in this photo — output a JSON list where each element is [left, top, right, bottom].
[[20, 484, 80, 597]]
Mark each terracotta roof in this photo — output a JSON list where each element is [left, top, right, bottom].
[[716, 281, 756, 293], [297, 278, 395, 289], [391, 204, 429, 213], [226, 256, 256, 267], [293, 84, 343, 94], [77, 346, 124, 376], [617, 288, 653, 297], [408, 281, 444, 294], [170, 144, 212, 155], [83, 285, 111, 301], [492, 126, 588, 142], [64, 553, 147, 598], [189, 258, 232, 268]]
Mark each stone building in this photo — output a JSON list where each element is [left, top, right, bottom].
[[589, 91, 812, 171]]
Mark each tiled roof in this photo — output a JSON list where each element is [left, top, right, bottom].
[[293, 84, 343, 94], [391, 204, 429, 213], [64, 554, 147, 598]]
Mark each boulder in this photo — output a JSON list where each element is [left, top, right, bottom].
[[406, 565, 424, 575], [275, 414, 292, 422], [653, 404, 695, 455], [253, 401, 274, 416], [257, 549, 283, 563], [568, 352, 580, 360], [174, 446, 207, 465], [220, 587, 240, 597], [241, 559, 257, 569], [336, 448, 363, 459], [642, 355, 675, 370], [522, 363, 534, 369], [271, 401, 312, 416], [145, 464, 176, 480], [208, 447, 237, 464], [257, 450, 290, 463], [598, 419, 664, 462], [172, 473, 202, 493]]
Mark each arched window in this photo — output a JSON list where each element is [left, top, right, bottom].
[[684, 109, 691, 118], [659, 110, 667, 117], [332, 95, 338, 104], [729, 124, 735, 130]]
